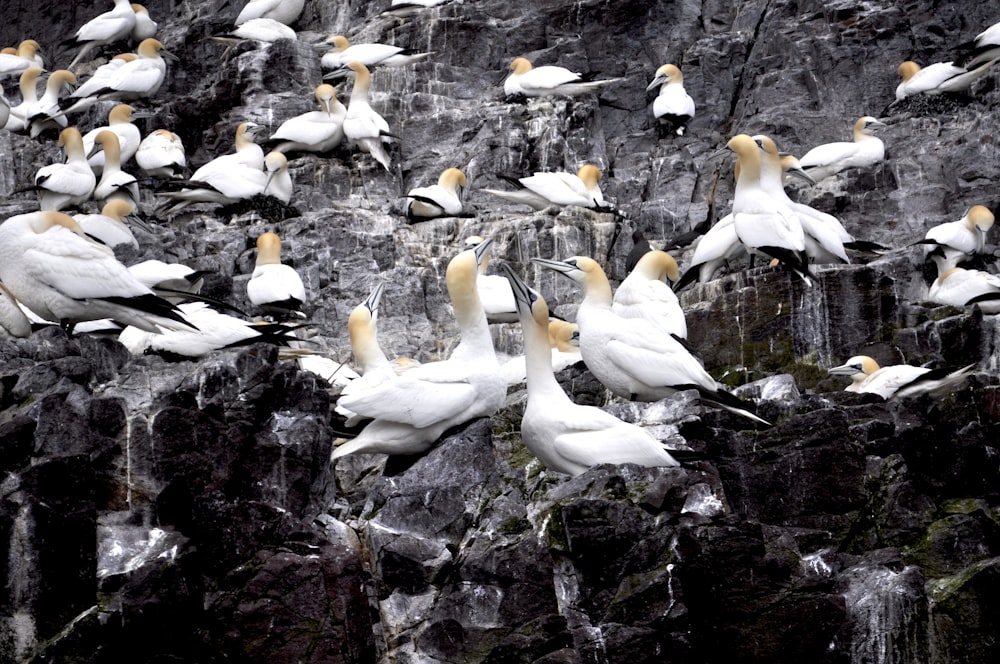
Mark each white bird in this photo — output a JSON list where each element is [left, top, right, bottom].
[[961, 21, 1000, 69], [0, 283, 32, 338], [92, 130, 141, 206], [127, 259, 207, 301], [480, 164, 609, 211], [646, 63, 695, 136], [265, 84, 346, 154], [673, 214, 744, 290], [502, 264, 679, 476], [156, 150, 289, 214], [0, 40, 43, 79], [74, 199, 141, 251], [343, 61, 394, 171], [612, 250, 687, 339], [464, 235, 516, 323], [503, 57, 622, 98], [918, 205, 995, 271], [25, 69, 77, 138], [828, 355, 975, 400], [0, 211, 193, 334], [501, 318, 583, 385], [213, 18, 297, 44], [755, 135, 850, 264], [67, 0, 138, 69], [82, 104, 142, 172], [33, 127, 97, 211], [196, 121, 266, 174], [2, 66, 42, 133], [927, 255, 1000, 314], [130, 4, 158, 42], [381, 0, 454, 18], [797, 116, 886, 182], [535, 255, 769, 425], [724, 134, 813, 285], [135, 129, 187, 179], [118, 301, 299, 357], [234, 0, 305, 26], [406, 167, 467, 220], [246, 231, 306, 319], [59, 39, 173, 117], [54, 53, 136, 111], [331, 240, 506, 459], [319, 35, 434, 74], [895, 59, 999, 100]]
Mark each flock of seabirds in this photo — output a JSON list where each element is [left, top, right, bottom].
[[0, 0, 999, 476]]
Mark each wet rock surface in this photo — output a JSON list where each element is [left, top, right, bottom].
[[2, 0, 1000, 662]]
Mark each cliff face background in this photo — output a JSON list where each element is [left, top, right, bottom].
[[2, 1, 1000, 662]]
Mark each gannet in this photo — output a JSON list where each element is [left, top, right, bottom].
[[465, 235, 516, 323], [49, 54, 136, 119], [194, 121, 265, 175], [130, 4, 158, 42], [0, 283, 32, 338], [503, 57, 622, 98], [82, 104, 142, 172], [135, 129, 187, 179], [331, 240, 506, 459], [828, 355, 975, 400], [213, 18, 297, 44], [797, 116, 886, 182], [895, 59, 999, 100], [319, 35, 434, 74], [25, 69, 77, 138], [647, 64, 695, 136], [0, 211, 193, 334], [59, 39, 174, 117], [118, 301, 299, 357], [406, 167, 467, 220], [625, 229, 653, 274], [612, 250, 686, 339], [502, 264, 679, 475], [155, 150, 289, 214], [2, 66, 42, 133], [234, 0, 305, 26], [927, 255, 1000, 314], [501, 318, 583, 385], [343, 61, 394, 171], [246, 232, 306, 319], [960, 21, 1000, 69], [67, 0, 138, 69], [724, 134, 813, 285], [480, 164, 609, 211], [382, 0, 455, 18], [673, 214, 744, 290], [917, 205, 995, 271], [755, 135, 849, 264], [92, 130, 141, 206], [127, 259, 207, 301], [0, 40, 43, 79], [265, 84, 346, 154], [535, 255, 769, 425], [33, 127, 97, 211], [74, 200, 141, 251]]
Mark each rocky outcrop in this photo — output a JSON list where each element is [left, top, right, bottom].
[[2, 0, 999, 662]]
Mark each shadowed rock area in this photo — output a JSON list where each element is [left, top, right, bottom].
[[2, 0, 1000, 662]]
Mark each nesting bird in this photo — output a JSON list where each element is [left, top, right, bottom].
[[503, 56, 622, 98], [135, 129, 187, 180], [58, 38, 174, 117], [828, 355, 975, 400], [895, 59, 999, 99], [320, 35, 434, 75], [74, 199, 142, 252], [918, 205, 995, 271], [406, 167, 467, 220], [646, 64, 695, 136], [927, 253, 1000, 314], [234, 0, 305, 26], [25, 69, 77, 138], [480, 164, 609, 211], [331, 240, 506, 460], [213, 18, 297, 44], [91, 130, 141, 206], [535, 255, 769, 425], [82, 104, 142, 173], [612, 250, 687, 339], [66, 0, 138, 69], [502, 264, 679, 476], [265, 84, 346, 155], [0, 39, 43, 79], [33, 127, 97, 211], [246, 232, 306, 319], [0, 211, 193, 335], [796, 116, 886, 182]]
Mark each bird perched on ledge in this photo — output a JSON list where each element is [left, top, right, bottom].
[[503, 56, 622, 98], [828, 355, 975, 399]]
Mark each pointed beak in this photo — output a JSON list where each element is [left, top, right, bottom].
[[645, 74, 666, 92], [785, 165, 816, 185], [501, 263, 533, 315], [160, 48, 180, 62], [472, 237, 493, 268], [828, 363, 860, 376], [363, 282, 385, 317]]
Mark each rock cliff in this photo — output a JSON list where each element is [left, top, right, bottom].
[[1, 1, 999, 662]]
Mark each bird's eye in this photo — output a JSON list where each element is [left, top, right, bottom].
[[754, 138, 764, 149], [566, 259, 578, 267]]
